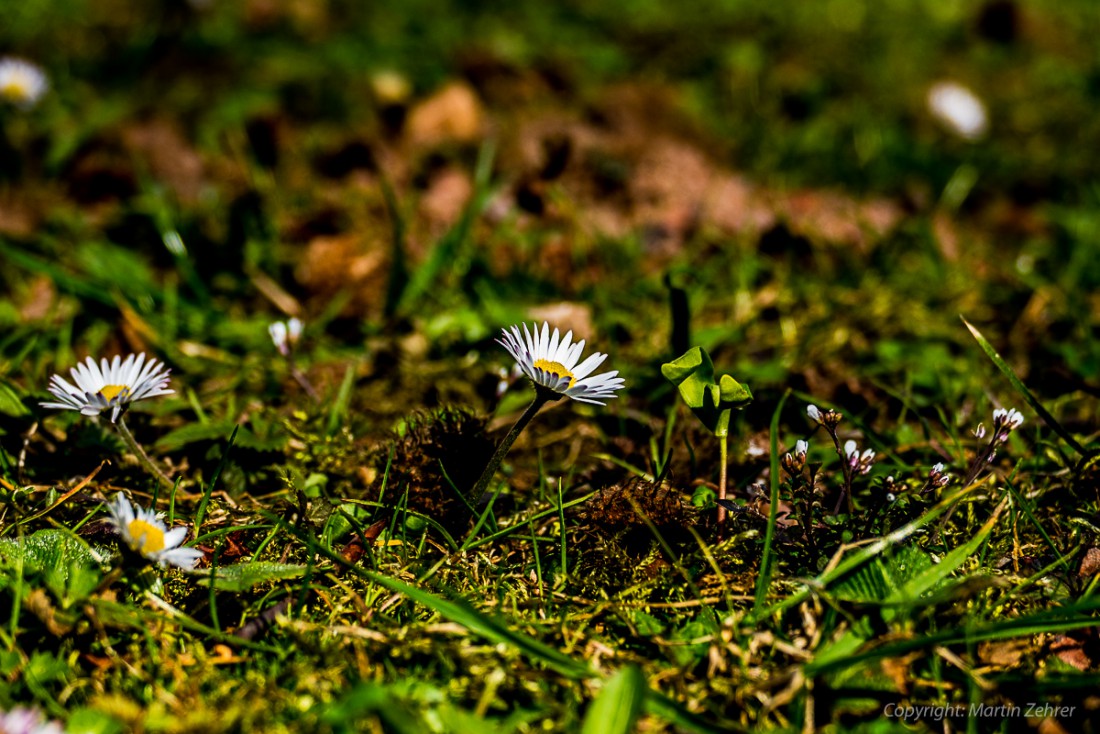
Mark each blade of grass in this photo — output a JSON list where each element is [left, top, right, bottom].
[[962, 316, 1088, 457], [326, 363, 357, 437], [581, 666, 646, 734], [753, 388, 790, 613], [193, 425, 239, 539], [397, 141, 495, 313]]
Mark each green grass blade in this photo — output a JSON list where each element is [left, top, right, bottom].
[[193, 425, 239, 538], [962, 316, 1088, 457], [753, 388, 790, 613], [363, 570, 594, 680], [325, 363, 357, 437], [581, 666, 646, 734]]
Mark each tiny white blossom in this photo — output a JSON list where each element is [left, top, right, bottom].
[[927, 81, 988, 141], [993, 407, 1024, 430], [104, 493, 204, 570], [794, 439, 808, 457], [498, 322, 624, 405], [844, 440, 858, 459], [807, 405, 822, 423]]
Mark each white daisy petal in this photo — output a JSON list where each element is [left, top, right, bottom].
[[497, 321, 625, 404], [157, 546, 205, 570], [40, 352, 174, 423], [571, 351, 608, 380]]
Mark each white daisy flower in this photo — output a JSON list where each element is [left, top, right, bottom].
[[497, 322, 625, 405], [104, 493, 203, 569], [40, 353, 174, 423], [927, 81, 988, 141], [0, 57, 49, 109], [0, 706, 64, 734]]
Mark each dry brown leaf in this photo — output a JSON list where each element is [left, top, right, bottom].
[[419, 166, 473, 231], [405, 82, 485, 148], [295, 233, 388, 317], [978, 638, 1031, 667]]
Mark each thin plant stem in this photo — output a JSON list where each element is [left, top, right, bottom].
[[470, 391, 552, 509], [116, 416, 174, 490], [717, 434, 728, 526]]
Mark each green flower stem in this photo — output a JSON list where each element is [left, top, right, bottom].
[[717, 433, 728, 526], [470, 390, 553, 509], [116, 416, 174, 490]]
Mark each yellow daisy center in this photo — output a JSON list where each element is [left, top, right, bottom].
[[127, 519, 165, 554], [1, 81, 28, 100], [533, 359, 575, 390], [99, 384, 131, 401]]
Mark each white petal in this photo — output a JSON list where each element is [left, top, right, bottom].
[[571, 352, 607, 380], [162, 526, 189, 548]]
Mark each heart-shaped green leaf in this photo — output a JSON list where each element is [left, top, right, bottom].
[[661, 347, 753, 437]]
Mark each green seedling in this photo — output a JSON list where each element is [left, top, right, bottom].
[[661, 346, 753, 526]]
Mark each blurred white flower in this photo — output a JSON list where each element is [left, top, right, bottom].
[[0, 57, 48, 109], [498, 322, 624, 405], [41, 353, 174, 423], [927, 81, 988, 141], [0, 706, 64, 734], [269, 317, 303, 356], [807, 405, 822, 423], [795, 439, 808, 458], [105, 493, 203, 570]]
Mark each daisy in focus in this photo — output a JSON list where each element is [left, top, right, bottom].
[[0, 706, 64, 734], [0, 57, 49, 109], [498, 322, 624, 405], [40, 353, 173, 424], [105, 493, 204, 570]]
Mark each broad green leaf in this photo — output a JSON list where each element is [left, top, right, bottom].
[[581, 666, 646, 734], [196, 562, 307, 592], [661, 347, 753, 437], [0, 530, 103, 607]]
